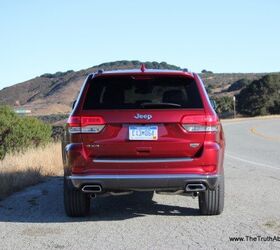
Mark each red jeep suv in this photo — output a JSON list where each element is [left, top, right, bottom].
[[62, 66, 225, 217]]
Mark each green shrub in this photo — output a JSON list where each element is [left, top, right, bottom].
[[213, 96, 234, 114], [0, 106, 52, 160], [237, 74, 280, 116], [206, 85, 214, 94], [227, 79, 250, 92]]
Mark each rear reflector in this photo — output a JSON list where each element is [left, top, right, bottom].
[[67, 116, 105, 134]]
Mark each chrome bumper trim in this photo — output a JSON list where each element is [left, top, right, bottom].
[[93, 157, 193, 163]]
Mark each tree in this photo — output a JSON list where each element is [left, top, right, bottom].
[[237, 74, 280, 116], [227, 79, 250, 92], [201, 69, 213, 74]]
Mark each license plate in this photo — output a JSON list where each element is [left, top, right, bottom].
[[129, 125, 158, 140]]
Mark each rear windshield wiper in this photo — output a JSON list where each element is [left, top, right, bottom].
[[140, 102, 182, 108]]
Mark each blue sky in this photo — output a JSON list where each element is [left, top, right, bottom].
[[0, 0, 279, 89]]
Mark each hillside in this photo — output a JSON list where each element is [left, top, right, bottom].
[[0, 60, 268, 115]]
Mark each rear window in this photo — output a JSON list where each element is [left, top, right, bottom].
[[83, 76, 203, 110]]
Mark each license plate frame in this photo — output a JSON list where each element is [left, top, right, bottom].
[[129, 125, 158, 141]]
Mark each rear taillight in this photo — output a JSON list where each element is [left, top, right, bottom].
[[182, 124, 218, 132], [181, 115, 219, 133], [68, 116, 81, 134], [67, 116, 105, 134]]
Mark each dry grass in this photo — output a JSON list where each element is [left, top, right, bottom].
[[0, 143, 63, 200]]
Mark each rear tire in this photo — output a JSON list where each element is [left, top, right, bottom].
[[64, 179, 90, 217], [198, 177, 224, 215]]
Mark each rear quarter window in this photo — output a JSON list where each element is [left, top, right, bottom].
[[83, 76, 203, 110]]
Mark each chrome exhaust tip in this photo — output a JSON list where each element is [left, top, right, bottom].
[[185, 183, 206, 192], [82, 185, 102, 193]]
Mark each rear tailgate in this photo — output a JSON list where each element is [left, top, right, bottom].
[[80, 109, 206, 159], [75, 74, 207, 174]]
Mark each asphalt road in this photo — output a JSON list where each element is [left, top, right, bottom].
[[0, 117, 280, 250]]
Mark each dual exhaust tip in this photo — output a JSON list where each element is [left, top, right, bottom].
[[81, 183, 206, 193], [82, 185, 102, 193], [185, 183, 206, 192]]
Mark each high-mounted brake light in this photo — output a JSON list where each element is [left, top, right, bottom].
[[140, 64, 146, 72], [67, 116, 105, 134]]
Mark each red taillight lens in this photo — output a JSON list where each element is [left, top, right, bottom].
[[81, 116, 105, 126], [67, 116, 105, 134], [67, 116, 81, 127]]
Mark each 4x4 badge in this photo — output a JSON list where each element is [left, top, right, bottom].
[[134, 113, 152, 120]]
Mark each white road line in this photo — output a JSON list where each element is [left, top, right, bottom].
[[226, 153, 280, 170]]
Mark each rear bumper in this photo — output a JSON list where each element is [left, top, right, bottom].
[[64, 141, 224, 177], [67, 173, 221, 191]]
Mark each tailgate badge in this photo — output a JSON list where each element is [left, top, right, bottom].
[[134, 113, 152, 120], [190, 143, 200, 148]]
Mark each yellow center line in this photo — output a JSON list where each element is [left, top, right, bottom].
[[250, 127, 280, 142]]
